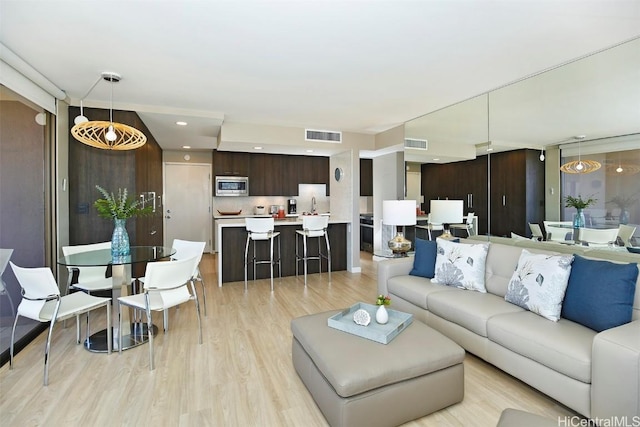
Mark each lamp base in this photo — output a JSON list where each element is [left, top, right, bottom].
[[440, 224, 454, 239], [388, 231, 412, 255]]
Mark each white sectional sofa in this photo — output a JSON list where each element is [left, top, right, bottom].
[[377, 236, 640, 422]]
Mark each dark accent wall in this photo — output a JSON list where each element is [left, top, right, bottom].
[[68, 106, 163, 268]]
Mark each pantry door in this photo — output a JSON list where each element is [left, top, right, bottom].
[[163, 162, 212, 252]]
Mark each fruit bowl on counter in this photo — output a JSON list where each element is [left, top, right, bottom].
[[216, 210, 242, 216]]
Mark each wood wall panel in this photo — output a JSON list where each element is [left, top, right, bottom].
[[68, 106, 163, 276]]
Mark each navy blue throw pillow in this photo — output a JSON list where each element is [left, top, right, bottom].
[[562, 255, 638, 332], [409, 238, 438, 279]]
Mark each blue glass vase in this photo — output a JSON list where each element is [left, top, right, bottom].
[[573, 208, 586, 228], [111, 218, 130, 258], [619, 209, 629, 225], [573, 208, 585, 243]]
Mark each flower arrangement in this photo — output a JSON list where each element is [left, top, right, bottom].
[[607, 193, 638, 210], [564, 194, 597, 209], [94, 185, 153, 220], [375, 294, 391, 306]]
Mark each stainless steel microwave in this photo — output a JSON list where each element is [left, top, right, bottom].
[[215, 176, 249, 196]]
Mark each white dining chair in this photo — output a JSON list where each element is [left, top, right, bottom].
[[543, 221, 573, 242], [62, 242, 112, 295], [9, 262, 112, 385], [528, 223, 544, 241], [117, 256, 201, 370], [425, 213, 444, 240], [450, 212, 476, 237], [171, 239, 207, 315], [617, 224, 637, 247], [579, 227, 619, 247]]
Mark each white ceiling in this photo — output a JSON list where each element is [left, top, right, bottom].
[[1, 1, 639, 155]]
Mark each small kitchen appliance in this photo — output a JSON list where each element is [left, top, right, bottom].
[[287, 198, 297, 214]]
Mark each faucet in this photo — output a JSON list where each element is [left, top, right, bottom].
[[311, 196, 317, 213]]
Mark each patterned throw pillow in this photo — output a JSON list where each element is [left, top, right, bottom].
[[505, 249, 574, 321], [432, 238, 490, 292]]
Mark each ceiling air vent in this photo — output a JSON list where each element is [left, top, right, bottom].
[[404, 138, 428, 150], [305, 129, 342, 143]]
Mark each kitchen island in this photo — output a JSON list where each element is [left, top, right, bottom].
[[216, 217, 349, 286]]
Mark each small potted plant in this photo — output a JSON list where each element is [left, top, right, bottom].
[[94, 185, 153, 257], [375, 294, 391, 324]]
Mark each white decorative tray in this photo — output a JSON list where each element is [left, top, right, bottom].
[[327, 302, 413, 344]]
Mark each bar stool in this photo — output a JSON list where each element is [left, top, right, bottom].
[[295, 215, 331, 286], [244, 217, 281, 292]]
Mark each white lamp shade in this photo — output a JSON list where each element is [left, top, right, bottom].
[[430, 200, 464, 224], [383, 200, 417, 226]]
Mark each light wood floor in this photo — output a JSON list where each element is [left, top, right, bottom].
[[0, 252, 576, 426]]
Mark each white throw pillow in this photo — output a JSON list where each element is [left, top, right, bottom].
[[432, 238, 490, 292], [505, 249, 574, 321]]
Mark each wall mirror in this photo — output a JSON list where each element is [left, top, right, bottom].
[[404, 36, 640, 241]]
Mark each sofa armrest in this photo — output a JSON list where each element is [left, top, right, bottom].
[[376, 258, 414, 296], [591, 320, 640, 420]]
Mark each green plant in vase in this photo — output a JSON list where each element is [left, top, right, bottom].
[[95, 185, 153, 258], [606, 193, 638, 225], [564, 194, 596, 241]]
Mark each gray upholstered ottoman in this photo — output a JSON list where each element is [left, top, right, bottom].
[[291, 310, 465, 427]]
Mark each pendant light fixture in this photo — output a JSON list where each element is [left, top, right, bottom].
[[71, 71, 147, 150], [539, 147, 545, 161], [559, 136, 601, 174]]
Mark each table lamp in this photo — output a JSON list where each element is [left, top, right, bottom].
[[429, 200, 464, 238], [383, 200, 417, 255]]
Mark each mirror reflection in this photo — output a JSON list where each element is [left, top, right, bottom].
[[405, 37, 640, 243]]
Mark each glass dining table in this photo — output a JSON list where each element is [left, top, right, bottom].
[[57, 245, 175, 353]]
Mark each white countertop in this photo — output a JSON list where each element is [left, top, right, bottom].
[[216, 215, 348, 227]]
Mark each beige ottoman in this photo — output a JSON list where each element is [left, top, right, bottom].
[[291, 310, 465, 427]]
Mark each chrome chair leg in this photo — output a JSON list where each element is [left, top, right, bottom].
[[325, 232, 332, 283], [9, 313, 19, 369], [145, 294, 154, 371], [244, 235, 251, 291]]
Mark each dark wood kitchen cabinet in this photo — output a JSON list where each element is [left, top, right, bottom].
[[249, 153, 285, 196], [421, 156, 488, 234], [213, 151, 250, 176], [489, 149, 544, 237], [360, 158, 373, 196], [298, 156, 329, 185], [421, 150, 543, 237]]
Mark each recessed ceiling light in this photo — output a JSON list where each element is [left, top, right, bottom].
[[306, 149, 313, 153], [433, 158, 440, 161], [176, 121, 187, 126], [254, 146, 262, 150], [182, 145, 191, 149]]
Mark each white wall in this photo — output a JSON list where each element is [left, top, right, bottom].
[[373, 151, 405, 254], [330, 150, 360, 273]]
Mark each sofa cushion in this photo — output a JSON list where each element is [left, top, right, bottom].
[[562, 255, 639, 332], [387, 275, 455, 310], [487, 311, 596, 383], [432, 238, 490, 292], [409, 238, 437, 278], [428, 291, 524, 337], [505, 249, 574, 321]]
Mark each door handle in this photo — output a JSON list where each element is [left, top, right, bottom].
[[502, 195, 506, 206], [165, 215, 171, 219]]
